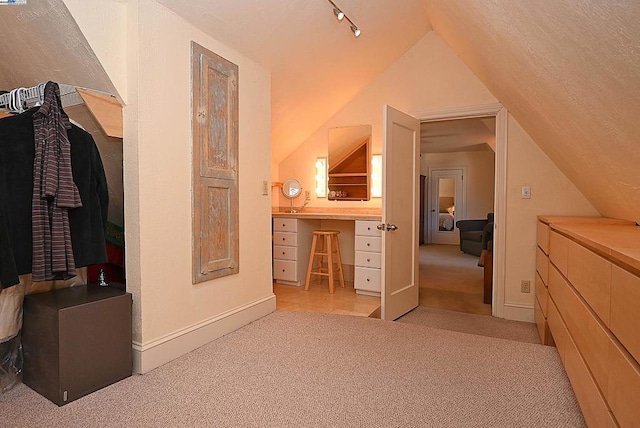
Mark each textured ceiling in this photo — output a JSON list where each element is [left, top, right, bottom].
[[424, 0, 640, 221], [155, 0, 432, 164], [2, 1, 639, 222], [0, 0, 116, 95]]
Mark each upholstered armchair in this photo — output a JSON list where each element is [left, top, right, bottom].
[[455, 213, 494, 257]]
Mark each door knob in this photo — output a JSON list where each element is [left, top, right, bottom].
[[377, 223, 398, 232]]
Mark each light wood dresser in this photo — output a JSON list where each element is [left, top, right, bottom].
[[536, 216, 640, 427]]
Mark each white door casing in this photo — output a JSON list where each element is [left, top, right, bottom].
[[381, 105, 420, 321]]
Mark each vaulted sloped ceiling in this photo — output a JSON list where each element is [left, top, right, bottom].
[[424, 0, 640, 222], [155, 0, 432, 165]]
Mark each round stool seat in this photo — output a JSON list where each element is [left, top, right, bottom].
[[305, 230, 345, 293]]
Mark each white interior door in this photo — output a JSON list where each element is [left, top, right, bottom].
[[381, 105, 420, 321], [429, 168, 464, 245]]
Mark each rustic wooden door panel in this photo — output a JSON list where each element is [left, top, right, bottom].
[[192, 42, 239, 283]]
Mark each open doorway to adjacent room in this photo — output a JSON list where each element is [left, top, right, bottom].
[[418, 116, 496, 315]]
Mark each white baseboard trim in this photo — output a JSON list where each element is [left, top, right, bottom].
[[132, 294, 276, 374], [502, 303, 535, 323]]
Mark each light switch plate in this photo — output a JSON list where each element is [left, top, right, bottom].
[[521, 186, 531, 199], [261, 181, 269, 196]]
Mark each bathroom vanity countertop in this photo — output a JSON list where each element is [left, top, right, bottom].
[[272, 207, 382, 221]]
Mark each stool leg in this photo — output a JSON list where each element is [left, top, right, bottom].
[[326, 235, 334, 293], [333, 235, 345, 288], [316, 234, 324, 285], [304, 235, 317, 291]]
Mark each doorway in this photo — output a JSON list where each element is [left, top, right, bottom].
[[418, 113, 498, 315]]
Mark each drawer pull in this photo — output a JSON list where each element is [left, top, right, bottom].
[[367, 258, 371, 262], [282, 252, 286, 255], [282, 269, 286, 272], [367, 243, 370, 247], [367, 227, 371, 230], [282, 238, 285, 241], [366, 278, 370, 282]]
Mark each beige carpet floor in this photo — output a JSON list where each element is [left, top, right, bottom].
[[1, 311, 584, 427], [398, 306, 541, 344]]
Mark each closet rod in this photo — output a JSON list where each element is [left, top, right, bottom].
[[0, 83, 114, 111]]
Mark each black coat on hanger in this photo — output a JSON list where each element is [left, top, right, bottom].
[[0, 108, 109, 288]]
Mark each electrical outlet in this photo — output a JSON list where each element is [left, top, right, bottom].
[[521, 280, 531, 293], [521, 185, 531, 199]]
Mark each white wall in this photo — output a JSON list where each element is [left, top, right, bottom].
[[278, 31, 599, 319], [67, 0, 275, 372]]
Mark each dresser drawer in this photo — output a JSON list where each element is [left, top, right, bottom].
[[355, 220, 381, 237], [534, 298, 547, 345], [273, 231, 297, 247], [611, 265, 640, 365], [567, 241, 611, 326], [273, 245, 296, 261], [536, 246, 549, 286], [354, 266, 381, 292], [535, 272, 548, 317], [549, 264, 611, 396], [547, 297, 569, 361], [355, 236, 381, 253], [549, 231, 570, 277], [273, 218, 297, 232], [355, 251, 381, 269], [608, 338, 640, 428], [273, 259, 297, 282], [537, 221, 550, 255]]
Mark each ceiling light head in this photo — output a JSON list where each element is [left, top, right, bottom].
[[350, 25, 361, 38], [333, 8, 344, 21]]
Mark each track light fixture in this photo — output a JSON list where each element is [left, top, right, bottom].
[[327, 0, 361, 38]]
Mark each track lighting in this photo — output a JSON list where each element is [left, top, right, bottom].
[[327, 0, 361, 38], [333, 8, 344, 21]]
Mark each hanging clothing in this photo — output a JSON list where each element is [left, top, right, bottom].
[[31, 81, 83, 281], [0, 107, 109, 288]]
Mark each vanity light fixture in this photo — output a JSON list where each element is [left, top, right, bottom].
[[327, 0, 361, 38], [315, 157, 327, 198], [371, 154, 382, 198]]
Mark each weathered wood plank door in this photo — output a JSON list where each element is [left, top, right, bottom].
[[191, 42, 239, 283]]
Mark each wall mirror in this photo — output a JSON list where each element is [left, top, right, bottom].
[[281, 178, 302, 213], [327, 125, 371, 201]]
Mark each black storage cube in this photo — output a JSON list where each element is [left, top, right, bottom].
[[22, 284, 132, 406]]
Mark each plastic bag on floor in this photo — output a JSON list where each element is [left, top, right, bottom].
[[0, 334, 23, 393]]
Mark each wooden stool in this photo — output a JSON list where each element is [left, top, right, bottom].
[[304, 230, 345, 293]]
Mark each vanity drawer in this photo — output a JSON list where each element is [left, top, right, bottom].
[[273, 245, 296, 261], [354, 266, 381, 292], [273, 218, 297, 233], [355, 220, 381, 237], [355, 236, 381, 253], [355, 251, 381, 269], [273, 259, 297, 282], [273, 232, 297, 247]]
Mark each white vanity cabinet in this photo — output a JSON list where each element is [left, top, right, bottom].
[[354, 220, 382, 296], [272, 218, 319, 286]]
